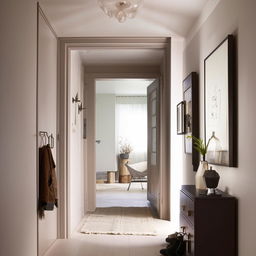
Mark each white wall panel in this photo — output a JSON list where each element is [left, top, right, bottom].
[[0, 1, 37, 255], [37, 9, 58, 256]]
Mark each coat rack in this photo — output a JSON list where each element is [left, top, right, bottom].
[[39, 131, 54, 148]]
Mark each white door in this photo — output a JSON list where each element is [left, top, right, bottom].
[[95, 94, 116, 174], [37, 10, 58, 256]]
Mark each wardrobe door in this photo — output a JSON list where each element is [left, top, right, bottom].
[[37, 8, 58, 256]]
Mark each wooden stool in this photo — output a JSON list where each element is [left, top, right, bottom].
[[107, 171, 115, 183]]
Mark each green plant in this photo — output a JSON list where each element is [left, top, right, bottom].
[[187, 135, 213, 161]]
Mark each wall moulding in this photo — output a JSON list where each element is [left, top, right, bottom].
[[58, 37, 171, 238]]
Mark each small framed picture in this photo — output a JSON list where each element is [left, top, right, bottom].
[[177, 101, 185, 135], [183, 72, 199, 171]]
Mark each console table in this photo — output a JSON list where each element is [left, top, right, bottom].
[[180, 185, 237, 256]]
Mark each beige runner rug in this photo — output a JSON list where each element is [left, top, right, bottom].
[[80, 207, 157, 236]]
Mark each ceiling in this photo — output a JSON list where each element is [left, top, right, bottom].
[[77, 48, 164, 66], [39, 0, 214, 38], [96, 79, 154, 95]]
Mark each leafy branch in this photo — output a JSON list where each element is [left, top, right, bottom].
[[187, 135, 213, 161]]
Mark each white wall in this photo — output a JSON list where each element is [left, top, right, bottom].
[[37, 9, 58, 256], [170, 38, 184, 229], [0, 1, 37, 256], [96, 94, 116, 172], [183, 0, 256, 255], [69, 51, 85, 234]]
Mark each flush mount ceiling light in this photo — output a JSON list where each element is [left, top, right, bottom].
[[98, 0, 143, 23]]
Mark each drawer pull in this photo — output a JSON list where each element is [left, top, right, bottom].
[[181, 205, 186, 211], [187, 210, 193, 217]]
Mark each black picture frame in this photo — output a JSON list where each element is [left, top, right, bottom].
[[177, 101, 185, 135], [183, 72, 199, 171], [204, 34, 237, 167]]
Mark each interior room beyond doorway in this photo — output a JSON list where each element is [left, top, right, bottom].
[[95, 78, 153, 207]]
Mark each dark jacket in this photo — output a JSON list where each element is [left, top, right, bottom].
[[38, 144, 58, 218]]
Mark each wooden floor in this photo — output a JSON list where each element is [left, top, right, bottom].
[[44, 183, 173, 256]]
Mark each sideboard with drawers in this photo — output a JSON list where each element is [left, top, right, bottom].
[[180, 185, 237, 256]]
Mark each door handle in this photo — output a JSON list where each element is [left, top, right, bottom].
[[96, 140, 101, 144]]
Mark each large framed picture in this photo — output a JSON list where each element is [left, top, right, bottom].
[[204, 34, 237, 167], [183, 72, 199, 171]]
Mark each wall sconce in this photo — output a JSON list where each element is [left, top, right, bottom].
[[72, 93, 85, 114], [72, 93, 81, 103], [78, 102, 86, 114]]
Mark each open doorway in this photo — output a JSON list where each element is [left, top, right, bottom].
[[76, 76, 169, 237], [58, 38, 171, 239], [95, 78, 154, 209]]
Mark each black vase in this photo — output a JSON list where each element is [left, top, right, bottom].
[[120, 153, 129, 159], [203, 166, 220, 195]]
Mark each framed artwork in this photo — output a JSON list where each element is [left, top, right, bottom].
[[177, 101, 185, 135], [183, 72, 199, 171], [204, 34, 237, 167]]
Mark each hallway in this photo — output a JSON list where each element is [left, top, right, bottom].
[[4, 1, 256, 256], [44, 232, 170, 256], [45, 183, 173, 256]]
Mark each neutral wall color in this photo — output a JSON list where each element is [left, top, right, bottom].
[[84, 76, 96, 212], [38, 9, 58, 256], [69, 51, 85, 234], [96, 94, 116, 172], [183, 0, 256, 255], [0, 1, 37, 255], [170, 38, 184, 229], [85, 65, 161, 75]]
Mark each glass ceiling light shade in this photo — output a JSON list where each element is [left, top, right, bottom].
[[98, 0, 143, 23]]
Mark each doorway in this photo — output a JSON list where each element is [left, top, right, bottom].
[[59, 38, 171, 238], [95, 78, 153, 209]]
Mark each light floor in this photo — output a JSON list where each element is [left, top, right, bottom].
[[96, 182, 149, 207], [45, 183, 174, 256]]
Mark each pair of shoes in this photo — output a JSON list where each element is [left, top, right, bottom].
[[165, 232, 178, 243], [160, 233, 186, 256], [160, 241, 186, 256], [176, 240, 186, 256], [160, 238, 181, 256], [165, 232, 184, 244]]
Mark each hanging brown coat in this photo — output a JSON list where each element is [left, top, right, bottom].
[[38, 144, 58, 218]]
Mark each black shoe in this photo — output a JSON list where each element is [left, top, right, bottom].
[[160, 239, 181, 256], [166, 237, 177, 246], [165, 232, 178, 242], [165, 232, 183, 243], [175, 240, 186, 256]]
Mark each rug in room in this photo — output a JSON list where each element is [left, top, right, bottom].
[[80, 207, 157, 236]]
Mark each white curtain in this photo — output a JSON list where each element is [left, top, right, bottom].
[[116, 97, 147, 163]]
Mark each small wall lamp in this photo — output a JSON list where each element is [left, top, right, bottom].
[[78, 102, 86, 114], [72, 93, 80, 103]]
